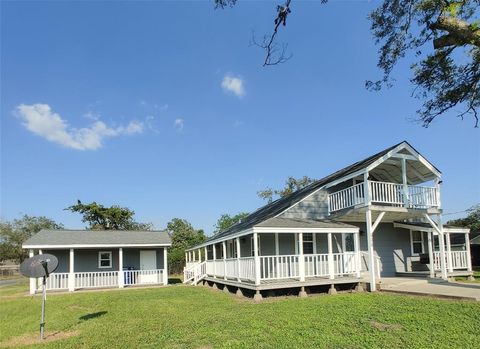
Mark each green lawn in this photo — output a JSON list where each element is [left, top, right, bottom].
[[1, 281, 479, 349]]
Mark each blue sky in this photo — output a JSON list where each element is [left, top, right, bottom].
[[1, 1, 479, 235]]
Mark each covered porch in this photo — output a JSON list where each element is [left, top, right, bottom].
[[185, 218, 365, 289]]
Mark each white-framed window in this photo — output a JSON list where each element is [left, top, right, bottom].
[[98, 251, 112, 268], [410, 231, 425, 255], [303, 233, 314, 254]]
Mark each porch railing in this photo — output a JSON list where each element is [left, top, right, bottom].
[[328, 180, 439, 213], [260, 255, 300, 280], [123, 269, 164, 286], [75, 271, 119, 289], [433, 251, 469, 271]]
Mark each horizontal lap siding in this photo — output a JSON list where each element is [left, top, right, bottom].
[[43, 249, 69, 273], [279, 189, 330, 220]]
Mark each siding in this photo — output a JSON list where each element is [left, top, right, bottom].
[[279, 189, 330, 220]]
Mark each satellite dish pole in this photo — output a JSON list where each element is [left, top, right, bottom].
[[20, 254, 58, 340]]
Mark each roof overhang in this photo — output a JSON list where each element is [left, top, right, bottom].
[[23, 243, 171, 249], [393, 222, 470, 234]]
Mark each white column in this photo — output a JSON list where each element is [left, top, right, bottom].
[[437, 214, 448, 280], [212, 244, 217, 278], [294, 233, 298, 254], [236, 237, 241, 282], [198, 249, 201, 262], [465, 232, 472, 272], [253, 232, 260, 286], [163, 247, 168, 285], [341, 234, 346, 253], [299, 232, 305, 282], [185, 252, 188, 264], [364, 172, 371, 206], [275, 233, 279, 255], [37, 250, 43, 289], [313, 233, 317, 254], [68, 248, 75, 292], [222, 241, 227, 280], [427, 232, 434, 278], [401, 157, 409, 207], [328, 232, 334, 280], [366, 210, 376, 291], [118, 248, 124, 288], [354, 232, 361, 278], [29, 249, 35, 295], [446, 232, 453, 272]]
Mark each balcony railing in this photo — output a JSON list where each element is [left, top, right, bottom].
[[328, 180, 439, 213]]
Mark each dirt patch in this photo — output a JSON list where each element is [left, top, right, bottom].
[[370, 321, 402, 331], [0, 330, 80, 347]]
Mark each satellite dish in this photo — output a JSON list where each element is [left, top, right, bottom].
[[20, 253, 59, 340], [20, 254, 58, 278]]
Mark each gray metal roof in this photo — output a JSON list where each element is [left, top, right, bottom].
[[204, 141, 434, 245], [23, 229, 171, 248], [255, 217, 358, 230]]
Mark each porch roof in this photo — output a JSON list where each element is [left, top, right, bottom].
[[393, 221, 470, 234], [23, 229, 171, 249]]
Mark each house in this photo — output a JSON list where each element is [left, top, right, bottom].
[[23, 229, 171, 294], [184, 141, 473, 299]]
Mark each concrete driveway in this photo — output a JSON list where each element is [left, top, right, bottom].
[[380, 277, 480, 301]]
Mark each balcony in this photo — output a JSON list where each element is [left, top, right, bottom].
[[328, 180, 439, 214]]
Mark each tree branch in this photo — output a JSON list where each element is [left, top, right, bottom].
[[430, 16, 480, 49]]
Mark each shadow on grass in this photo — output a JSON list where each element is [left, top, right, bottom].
[[168, 278, 182, 284], [79, 311, 107, 321]]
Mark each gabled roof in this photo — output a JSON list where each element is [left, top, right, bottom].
[[204, 141, 437, 245], [23, 229, 171, 248]]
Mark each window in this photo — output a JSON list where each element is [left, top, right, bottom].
[[410, 231, 424, 255], [98, 251, 112, 268], [303, 233, 314, 254]]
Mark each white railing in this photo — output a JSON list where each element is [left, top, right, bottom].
[[370, 181, 404, 206], [328, 180, 439, 213], [328, 183, 365, 212], [238, 257, 255, 281], [75, 271, 118, 289], [433, 251, 469, 271], [124, 269, 164, 286], [214, 260, 225, 278], [42, 273, 69, 290], [260, 255, 299, 280], [305, 254, 329, 277], [225, 259, 238, 279], [205, 260, 214, 276], [186, 261, 199, 269]]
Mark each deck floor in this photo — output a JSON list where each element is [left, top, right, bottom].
[[203, 275, 364, 291]]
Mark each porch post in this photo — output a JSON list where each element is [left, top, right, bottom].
[[275, 233, 279, 255], [354, 232, 361, 278], [313, 233, 317, 254], [465, 232, 472, 272], [29, 249, 35, 295], [364, 172, 371, 206], [185, 252, 188, 264], [328, 232, 334, 280], [204, 247, 208, 262], [163, 247, 168, 285], [68, 248, 75, 292], [401, 157, 409, 207], [366, 209, 376, 291], [437, 215, 448, 280], [445, 232, 453, 272], [236, 237, 241, 281], [222, 241, 227, 280], [299, 232, 305, 282], [294, 233, 298, 254], [427, 232, 434, 278], [253, 232, 260, 286], [118, 248, 124, 288], [198, 249, 201, 262], [212, 244, 217, 278], [341, 234, 346, 253]]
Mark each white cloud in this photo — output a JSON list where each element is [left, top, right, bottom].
[[83, 111, 100, 120], [173, 118, 184, 131], [221, 74, 245, 97], [16, 103, 144, 150]]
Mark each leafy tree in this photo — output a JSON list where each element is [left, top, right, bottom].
[[0, 215, 63, 262], [215, 0, 479, 126], [65, 200, 152, 230], [257, 175, 317, 203], [447, 204, 480, 231], [214, 212, 250, 234], [166, 218, 207, 273]]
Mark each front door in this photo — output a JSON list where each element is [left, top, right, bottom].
[[139, 250, 157, 284]]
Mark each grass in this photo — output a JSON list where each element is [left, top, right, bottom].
[[1, 281, 479, 348]]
